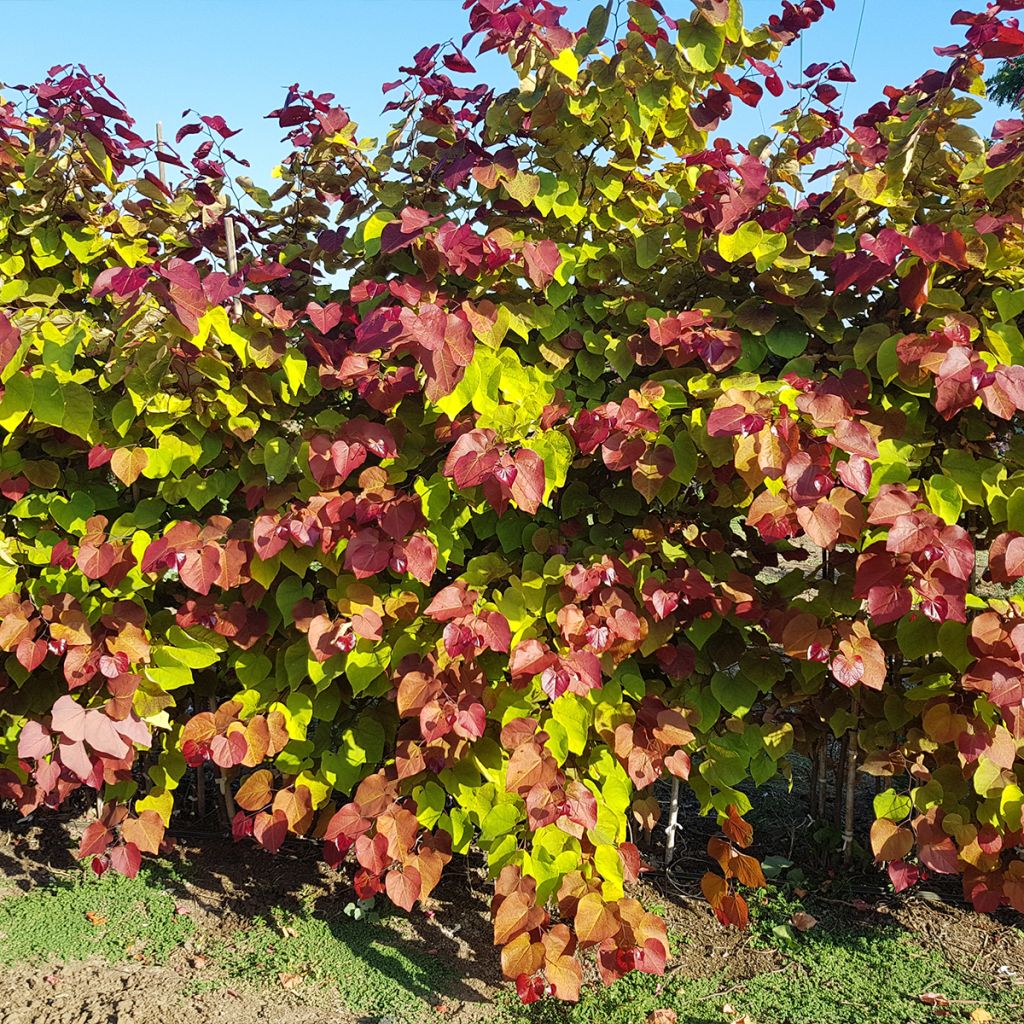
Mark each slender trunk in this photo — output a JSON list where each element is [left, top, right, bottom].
[[196, 763, 207, 820], [808, 741, 820, 816], [842, 695, 861, 867], [816, 741, 828, 820], [207, 697, 236, 829], [225, 215, 243, 319], [664, 776, 680, 868], [833, 734, 849, 829]]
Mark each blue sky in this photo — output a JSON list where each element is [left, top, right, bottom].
[[0, 0, 1005, 187]]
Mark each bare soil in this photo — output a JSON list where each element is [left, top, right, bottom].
[[1, 813, 1022, 1024]]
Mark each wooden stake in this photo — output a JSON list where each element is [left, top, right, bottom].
[[155, 121, 167, 188], [664, 776, 680, 868], [842, 694, 861, 866], [224, 215, 243, 320]]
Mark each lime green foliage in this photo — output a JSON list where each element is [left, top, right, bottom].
[[0, 865, 192, 965], [210, 900, 451, 1023]]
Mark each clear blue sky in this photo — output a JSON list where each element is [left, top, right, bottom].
[[0, 0, 1004, 187]]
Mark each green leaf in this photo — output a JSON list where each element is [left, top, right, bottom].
[[973, 757, 1003, 797], [765, 326, 808, 358], [479, 802, 521, 842], [635, 230, 662, 269], [710, 670, 758, 718], [938, 620, 973, 672], [345, 643, 391, 694], [993, 286, 1024, 323], [896, 613, 939, 661], [264, 438, 293, 482], [680, 16, 725, 73], [280, 350, 308, 395], [551, 695, 590, 755], [873, 789, 912, 822], [925, 474, 962, 526], [0, 373, 32, 433]]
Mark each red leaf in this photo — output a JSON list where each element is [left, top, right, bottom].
[[522, 240, 562, 289], [253, 810, 289, 853], [179, 546, 222, 596], [76, 543, 116, 581], [331, 439, 368, 480], [989, 532, 1024, 583], [398, 533, 438, 583], [510, 449, 546, 514], [109, 842, 142, 878], [887, 859, 920, 892], [121, 812, 165, 855], [51, 695, 87, 742], [344, 529, 391, 578], [306, 301, 343, 334], [0, 311, 22, 375], [210, 730, 248, 768], [424, 583, 477, 621], [17, 721, 52, 760], [84, 712, 130, 758], [77, 821, 113, 859], [442, 51, 476, 73]]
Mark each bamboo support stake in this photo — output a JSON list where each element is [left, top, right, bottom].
[[155, 121, 167, 188], [224, 215, 243, 320], [664, 776, 681, 868]]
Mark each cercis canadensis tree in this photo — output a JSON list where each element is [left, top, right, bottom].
[[3, 0, 1024, 1001]]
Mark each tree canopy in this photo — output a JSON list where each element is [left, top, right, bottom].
[[3, 0, 1024, 1002]]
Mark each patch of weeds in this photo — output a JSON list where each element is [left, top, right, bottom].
[[734, 885, 1023, 1024], [488, 968, 728, 1024], [0, 862, 193, 965], [210, 897, 452, 1023]]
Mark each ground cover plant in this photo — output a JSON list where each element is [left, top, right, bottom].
[[2, 0, 1024, 1006]]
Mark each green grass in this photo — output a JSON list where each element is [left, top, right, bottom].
[[208, 899, 454, 1023], [1, 863, 1019, 1024], [731, 888, 1024, 1024], [0, 864, 193, 966], [488, 969, 729, 1024]]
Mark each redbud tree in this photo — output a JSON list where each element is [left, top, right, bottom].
[[2, 0, 1024, 1001]]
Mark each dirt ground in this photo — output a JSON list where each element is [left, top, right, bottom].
[[1, 812, 1022, 1024]]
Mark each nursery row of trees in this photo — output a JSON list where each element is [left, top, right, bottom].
[[2, 0, 1024, 1001]]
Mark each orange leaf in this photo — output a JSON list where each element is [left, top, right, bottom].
[[272, 784, 314, 831], [385, 865, 422, 912], [121, 810, 165, 855], [236, 769, 274, 812], [870, 819, 914, 862], [500, 932, 544, 979], [110, 447, 148, 487], [574, 892, 619, 947]]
